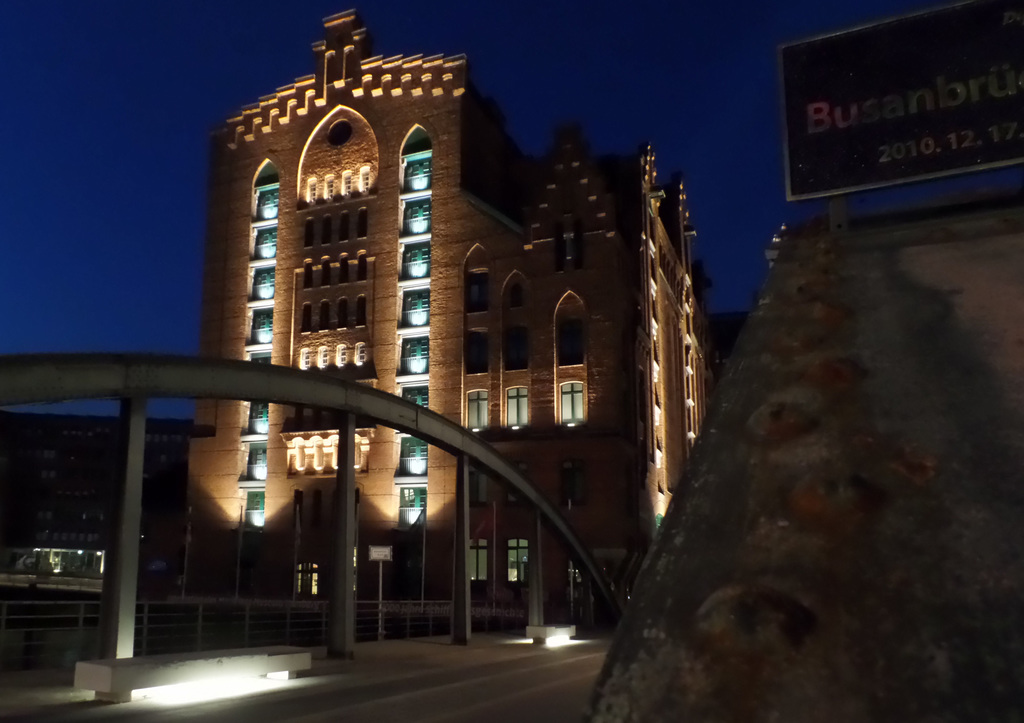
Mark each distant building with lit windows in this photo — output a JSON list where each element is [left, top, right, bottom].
[[187, 11, 710, 614]]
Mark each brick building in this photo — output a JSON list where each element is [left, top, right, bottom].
[[187, 11, 710, 616], [0, 412, 191, 592]]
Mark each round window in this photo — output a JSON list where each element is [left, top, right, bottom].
[[327, 120, 353, 146]]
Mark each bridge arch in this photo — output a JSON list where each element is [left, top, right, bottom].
[[0, 354, 621, 622]]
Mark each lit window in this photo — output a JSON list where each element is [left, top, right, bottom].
[[359, 166, 370, 193], [248, 401, 269, 435], [252, 268, 275, 300], [560, 459, 585, 506], [325, 175, 335, 200], [401, 242, 431, 280], [355, 342, 367, 366], [306, 178, 318, 204], [251, 308, 273, 344], [560, 382, 584, 425], [244, 490, 265, 527], [299, 348, 311, 370], [254, 228, 277, 259], [400, 337, 428, 375], [470, 538, 488, 581], [401, 289, 430, 328], [467, 390, 488, 430], [506, 387, 528, 428], [398, 484, 426, 528], [403, 154, 432, 192], [336, 344, 348, 366], [342, 171, 353, 196], [400, 438, 428, 476], [296, 562, 318, 596], [255, 182, 279, 220], [402, 385, 429, 407], [402, 198, 431, 235], [318, 346, 330, 369], [507, 538, 528, 582], [246, 442, 268, 483]]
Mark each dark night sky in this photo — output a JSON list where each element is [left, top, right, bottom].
[[0, 0, 990, 359]]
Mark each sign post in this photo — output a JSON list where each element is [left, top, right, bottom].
[[368, 545, 392, 640]]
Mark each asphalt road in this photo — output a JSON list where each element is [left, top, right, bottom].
[[2, 635, 608, 723]]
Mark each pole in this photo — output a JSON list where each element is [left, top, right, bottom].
[[491, 500, 497, 619], [180, 505, 191, 600], [420, 493, 427, 607], [327, 412, 356, 659], [452, 455, 470, 645], [377, 560, 384, 641], [528, 510, 544, 628], [98, 396, 147, 660], [234, 502, 244, 599]]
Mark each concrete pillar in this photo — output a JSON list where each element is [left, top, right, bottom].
[[99, 397, 147, 659], [328, 412, 356, 659], [452, 455, 470, 645], [528, 510, 544, 627]]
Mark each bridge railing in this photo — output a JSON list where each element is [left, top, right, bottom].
[[0, 599, 527, 671]]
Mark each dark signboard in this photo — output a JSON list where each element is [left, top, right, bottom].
[[781, 0, 1024, 199]]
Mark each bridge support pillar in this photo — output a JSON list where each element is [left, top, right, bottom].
[[528, 510, 544, 627], [328, 412, 356, 659], [99, 396, 147, 659], [452, 454, 470, 645]]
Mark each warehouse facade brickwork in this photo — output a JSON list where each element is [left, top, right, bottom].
[[188, 10, 711, 616]]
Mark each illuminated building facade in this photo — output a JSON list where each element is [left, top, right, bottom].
[[188, 11, 710, 612]]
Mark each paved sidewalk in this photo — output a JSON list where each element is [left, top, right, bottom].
[[0, 632, 609, 721]]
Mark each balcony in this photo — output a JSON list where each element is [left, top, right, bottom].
[[397, 507, 424, 530], [400, 307, 430, 329], [251, 271, 275, 302], [399, 355, 428, 376], [401, 199, 432, 237], [245, 463, 268, 481], [244, 509, 265, 528], [398, 455, 428, 477], [255, 187, 279, 221], [402, 157, 432, 193], [400, 257, 431, 282]]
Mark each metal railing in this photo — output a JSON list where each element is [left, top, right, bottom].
[[0, 599, 526, 671]]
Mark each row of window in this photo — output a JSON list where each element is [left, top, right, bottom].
[[464, 319, 584, 373], [299, 343, 368, 370], [303, 257, 367, 288], [466, 383, 585, 429], [300, 298, 366, 332], [303, 209, 368, 247], [305, 168, 371, 204]]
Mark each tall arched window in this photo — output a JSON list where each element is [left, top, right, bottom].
[[509, 283, 524, 308], [322, 216, 332, 244], [301, 303, 312, 332], [339, 211, 350, 242], [319, 300, 331, 330], [304, 218, 314, 248], [336, 343, 348, 366], [337, 298, 349, 328], [356, 208, 368, 238], [303, 262, 313, 289], [357, 254, 368, 281], [320, 259, 331, 287], [338, 255, 349, 283], [558, 319, 585, 365], [355, 296, 367, 326]]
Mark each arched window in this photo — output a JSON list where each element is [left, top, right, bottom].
[[303, 262, 313, 289], [319, 300, 331, 330], [359, 166, 371, 194], [560, 382, 585, 425], [320, 259, 331, 287], [318, 345, 330, 369], [342, 171, 353, 196], [336, 344, 348, 366], [339, 211, 350, 242], [506, 387, 529, 428], [325, 175, 335, 200], [254, 163, 279, 220], [357, 254, 368, 281], [355, 342, 367, 365], [504, 326, 529, 370], [355, 296, 367, 326], [466, 271, 488, 312], [306, 178, 318, 204], [558, 319, 585, 365], [301, 303, 312, 332], [304, 218, 314, 248], [356, 208, 368, 238], [509, 283, 524, 308], [322, 216, 332, 244], [338, 255, 349, 283], [337, 298, 349, 328], [299, 348, 311, 370]]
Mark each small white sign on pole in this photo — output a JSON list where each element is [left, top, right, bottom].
[[368, 546, 392, 640], [368, 545, 392, 562]]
